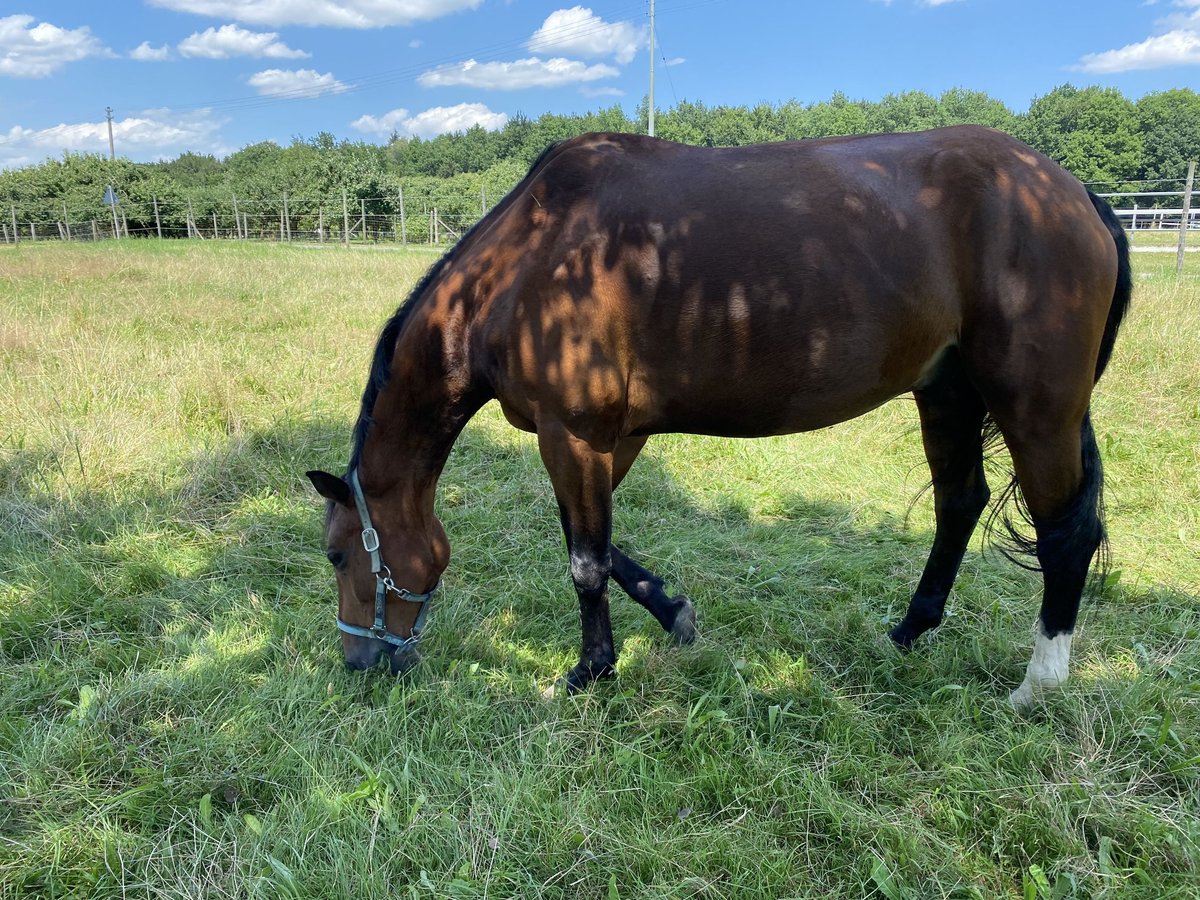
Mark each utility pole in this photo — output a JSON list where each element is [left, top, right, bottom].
[[648, 0, 656, 137], [105, 107, 115, 161]]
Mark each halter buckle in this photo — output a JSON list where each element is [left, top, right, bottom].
[[361, 527, 380, 553]]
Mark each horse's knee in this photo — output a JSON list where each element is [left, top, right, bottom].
[[570, 550, 611, 594]]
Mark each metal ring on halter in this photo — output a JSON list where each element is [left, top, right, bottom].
[[335, 468, 438, 651]]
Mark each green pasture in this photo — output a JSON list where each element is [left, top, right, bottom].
[[1, 241, 1198, 898]]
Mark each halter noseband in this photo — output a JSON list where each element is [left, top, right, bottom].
[[336, 468, 438, 651]]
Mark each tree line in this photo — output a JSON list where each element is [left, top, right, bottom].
[[2, 84, 1198, 237]]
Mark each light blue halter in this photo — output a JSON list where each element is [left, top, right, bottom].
[[336, 468, 438, 651]]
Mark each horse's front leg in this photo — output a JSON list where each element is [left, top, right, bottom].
[[537, 422, 617, 693]]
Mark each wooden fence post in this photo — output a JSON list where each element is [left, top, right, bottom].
[[30, 222, 37, 242], [399, 186, 407, 247], [318, 205, 325, 243], [91, 220, 98, 242], [121, 207, 129, 239], [212, 210, 218, 239], [10, 205, 18, 244], [283, 192, 291, 242], [360, 199, 367, 243], [62, 201, 71, 241], [342, 189, 349, 246], [1177, 160, 1196, 276], [187, 198, 195, 239], [231, 195, 239, 240], [153, 195, 163, 239]]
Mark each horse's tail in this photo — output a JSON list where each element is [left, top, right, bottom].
[[1087, 189, 1132, 383]]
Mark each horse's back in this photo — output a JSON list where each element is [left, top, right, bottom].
[[474, 128, 1119, 444]]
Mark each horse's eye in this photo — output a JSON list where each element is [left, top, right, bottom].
[[326, 550, 346, 569]]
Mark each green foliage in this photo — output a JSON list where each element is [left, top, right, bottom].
[[1136, 89, 1200, 184], [1, 86, 1197, 235], [1021, 85, 1146, 185]]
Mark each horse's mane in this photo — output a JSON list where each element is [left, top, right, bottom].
[[346, 140, 568, 475]]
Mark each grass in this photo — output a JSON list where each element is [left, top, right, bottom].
[[1128, 229, 1199, 250], [1, 240, 1198, 899]]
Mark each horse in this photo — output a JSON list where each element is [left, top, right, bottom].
[[306, 125, 1131, 707]]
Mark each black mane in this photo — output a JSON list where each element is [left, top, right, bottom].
[[345, 140, 568, 475]]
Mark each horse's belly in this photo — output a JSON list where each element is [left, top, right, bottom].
[[631, 378, 906, 438], [627, 338, 950, 438]]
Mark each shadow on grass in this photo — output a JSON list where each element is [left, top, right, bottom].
[[2, 409, 1195, 699], [4, 411, 1200, 896]]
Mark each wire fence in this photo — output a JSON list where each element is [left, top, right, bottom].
[[1, 191, 485, 247], [3, 182, 1199, 248]]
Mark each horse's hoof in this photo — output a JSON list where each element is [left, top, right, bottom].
[[888, 623, 918, 652], [1009, 682, 1036, 710], [548, 661, 615, 697], [669, 597, 697, 646]]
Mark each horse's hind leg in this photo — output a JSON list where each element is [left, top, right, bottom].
[[1001, 412, 1105, 708], [609, 437, 697, 644], [891, 351, 990, 648]]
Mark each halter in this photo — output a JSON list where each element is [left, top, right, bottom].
[[336, 468, 438, 651]]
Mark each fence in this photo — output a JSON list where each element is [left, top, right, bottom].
[[1, 189, 487, 247], [3, 177, 1198, 251]]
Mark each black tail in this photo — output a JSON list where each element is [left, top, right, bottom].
[[1087, 190, 1132, 383]]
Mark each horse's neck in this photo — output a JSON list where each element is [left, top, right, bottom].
[[358, 299, 481, 497]]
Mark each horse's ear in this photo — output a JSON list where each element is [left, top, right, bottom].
[[306, 470, 351, 506]]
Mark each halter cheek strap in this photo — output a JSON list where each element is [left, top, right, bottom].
[[336, 468, 438, 651]]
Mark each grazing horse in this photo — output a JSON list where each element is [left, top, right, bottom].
[[307, 126, 1130, 707]]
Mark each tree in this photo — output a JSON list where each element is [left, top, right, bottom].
[[803, 92, 871, 138], [939, 88, 1017, 133], [867, 91, 943, 134], [1136, 88, 1200, 185], [1021, 84, 1145, 184]]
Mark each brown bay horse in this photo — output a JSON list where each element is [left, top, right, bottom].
[[307, 126, 1131, 707]]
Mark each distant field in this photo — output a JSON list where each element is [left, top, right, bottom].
[[1128, 229, 1200, 249], [1, 241, 1198, 899]]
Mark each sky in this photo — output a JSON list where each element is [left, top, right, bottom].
[[1, 0, 1198, 169]]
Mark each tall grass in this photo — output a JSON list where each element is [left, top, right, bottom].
[[1, 241, 1197, 898]]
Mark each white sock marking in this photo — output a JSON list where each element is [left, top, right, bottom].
[[1010, 628, 1073, 708]]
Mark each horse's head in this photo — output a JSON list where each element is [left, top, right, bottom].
[[306, 469, 448, 675]]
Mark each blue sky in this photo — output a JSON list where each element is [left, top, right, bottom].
[[1, 0, 1198, 168]]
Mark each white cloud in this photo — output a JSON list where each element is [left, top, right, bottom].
[[0, 108, 228, 168], [1075, 2, 1200, 72], [920, 0, 964, 6], [409, 39, 423, 48], [130, 41, 171, 61], [580, 85, 624, 97], [1076, 29, 1200, 72], [247, 67, 347, 98], [419, 57, 618, 90], [664, 56, 685, 66], [352, 102, 508, 139], [527, 7, 644, 64], [1158, 0, 1200, 30], [147, 0, 483, 28], [0, 14, 111, 78], [178, 24, 309, 59]]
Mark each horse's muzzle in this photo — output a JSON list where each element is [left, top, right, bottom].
[[343, 637, 420, 675]]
